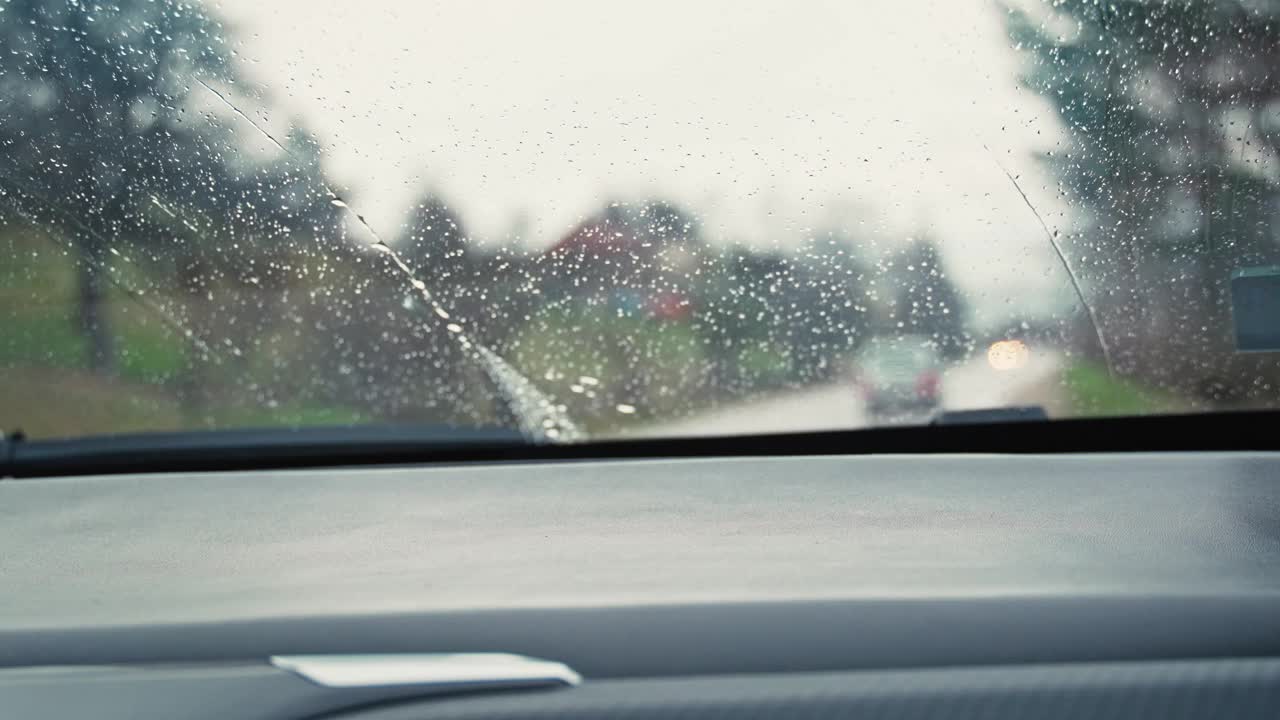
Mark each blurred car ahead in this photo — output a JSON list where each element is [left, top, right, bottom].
[[855, 335, 943, 419]]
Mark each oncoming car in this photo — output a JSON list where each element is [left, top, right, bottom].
[[854, 334, 943, 420]]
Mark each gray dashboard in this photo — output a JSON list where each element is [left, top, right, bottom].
[[2, 452, 1279, 628], [3, 658, 1280, 720], [3, 452, 1280, 718]]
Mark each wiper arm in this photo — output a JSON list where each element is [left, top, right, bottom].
[[985, 145, 1113, 377], [0, 425, 525, 479]]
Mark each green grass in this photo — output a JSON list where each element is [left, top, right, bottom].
[[507, 301, 713, 432], [112, 311, 188, 382], [0, 364, 371, 439], [1062, 361, 1190, 417], [205, 401, 370, 429], [0, 285, 189, 384], [736, 341, 791, 382], [1, 228, 87, 369], [1, 228, 185, 380], [0, 228, 372, 435], [0, 305, 87, 369]]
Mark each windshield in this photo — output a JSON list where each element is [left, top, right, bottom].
[[1, 0, 1277, 443], [859, 338, 940, 377]]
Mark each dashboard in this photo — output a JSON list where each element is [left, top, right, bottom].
[[3, 451, 1279, 718]]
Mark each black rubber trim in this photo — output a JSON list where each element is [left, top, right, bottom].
[[4, 409, 1279, 478], [4, 596, 1279, 677], [1, 425, 524, 479]]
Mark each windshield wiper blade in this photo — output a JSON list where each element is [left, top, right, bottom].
[[931, 406, 1049, 425], [0, 425, 526, 479]]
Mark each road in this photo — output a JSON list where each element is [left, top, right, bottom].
[[629, 347, 1063, 438]]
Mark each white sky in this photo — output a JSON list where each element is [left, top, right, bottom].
[[208, 0, 1077, 321]]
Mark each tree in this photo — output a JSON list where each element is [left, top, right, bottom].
[[1006, 0, 1280, 400], [0, 0, 240, 372], [788, 232, 874, 380], [399, 194, 472, 287], [634, 200, 701, 248], [886, 237, 968, 361]]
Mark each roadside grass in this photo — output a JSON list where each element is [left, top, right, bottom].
[[2, 227, 184, 379], [508, 302, 711, 434], [736, 341, 791, 385], [0, 364, 370, 439], [1062, 361, 1191, 417], [507, 301, 818, 437], [0, 298, 186, 383], [1, 229, 370, 437], [112, 305, 188, 383], [0, 305, 86, 370], [205, 401, 369, 429], [1, 229, 86, 370]]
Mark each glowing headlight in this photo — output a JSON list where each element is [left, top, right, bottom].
[[987, 339, 1029, 371]]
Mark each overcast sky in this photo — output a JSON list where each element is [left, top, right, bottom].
[[207, 0, 1077, 321]]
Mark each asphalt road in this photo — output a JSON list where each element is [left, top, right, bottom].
[[629, 348, 1063, 438]]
